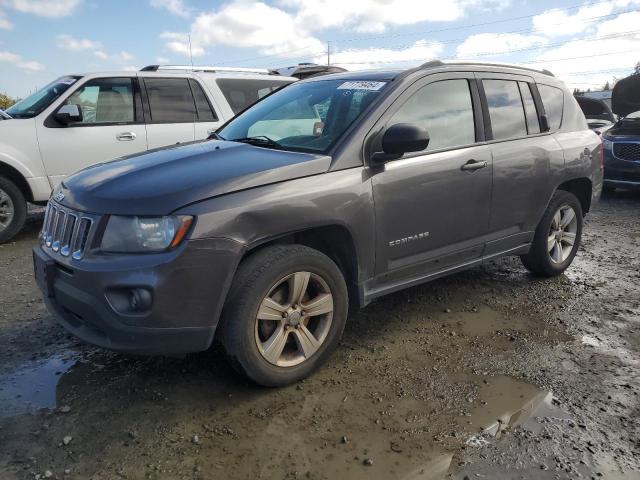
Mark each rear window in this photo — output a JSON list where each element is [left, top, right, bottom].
[[538, 84, 564, 131], [216, 78, 292, 114], [483, 79, 528, 140]]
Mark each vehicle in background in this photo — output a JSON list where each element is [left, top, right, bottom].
[[601, 74, 640, 191], [34, 60, 602, 386], [0, 66, 296, 242], [582, 90, 613, 109], [274, 63, 347, 80], [575, 95, 616, 134], [0, 109, 10, 120]]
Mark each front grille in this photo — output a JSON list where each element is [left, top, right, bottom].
[[613, 142, 640, 161], [41, 202, 94, 259]]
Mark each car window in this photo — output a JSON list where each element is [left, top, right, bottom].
[[189, 79, 217, 122], [216, 79, 292, 114], [538, 84, 564, 131], [219, 79, 386, 154], [145, 78, 197, 123], [519, 82, 540, 134], [483, 79, 528, 140], [64, 77, 135, 125], [388, 79, 476, 151]]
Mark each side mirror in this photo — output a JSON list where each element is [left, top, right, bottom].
[[539, 114, 550, 133], [372, 123, 430, 163], [55, 104, 82, 125]]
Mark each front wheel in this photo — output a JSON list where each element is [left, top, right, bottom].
[[520, 190, 583, 276], [0, 176, 27, 244], [219, 245, 348, 387]]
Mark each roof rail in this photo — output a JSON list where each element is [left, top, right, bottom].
[[417, 59, 555, 77], [140, 65, 278, 75]]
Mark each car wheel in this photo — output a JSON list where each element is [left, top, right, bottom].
[[520, 190, 583, 277], [219, 244, 348, 387], [0, 176, 27, 244]]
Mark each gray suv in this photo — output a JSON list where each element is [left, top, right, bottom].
[[33, 61, 603, 386]]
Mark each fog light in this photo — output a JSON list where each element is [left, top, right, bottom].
[[106, 287, 153, 314]]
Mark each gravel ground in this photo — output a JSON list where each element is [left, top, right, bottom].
[[0, 192, 638, 480]]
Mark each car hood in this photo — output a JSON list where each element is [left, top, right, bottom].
[[57, 140, 331, 215], [612, 74, 640, 117]]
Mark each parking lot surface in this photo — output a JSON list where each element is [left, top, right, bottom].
[[0, 192, 639, 480]]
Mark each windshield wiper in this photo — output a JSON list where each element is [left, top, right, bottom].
[[233, 136, 284, 150]]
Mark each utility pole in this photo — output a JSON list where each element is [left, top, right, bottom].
[[327, 41, 331, 66]]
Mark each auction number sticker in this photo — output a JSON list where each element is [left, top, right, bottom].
[[337, 81, 386, 91]]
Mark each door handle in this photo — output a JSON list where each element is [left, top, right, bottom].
[[116, 132, 136, 141], [460, 159, 488, 172]]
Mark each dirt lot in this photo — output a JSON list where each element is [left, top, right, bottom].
[[0, 192, 639, 480]]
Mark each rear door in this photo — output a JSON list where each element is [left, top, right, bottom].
[[189, 79, 222, 140], [477, 74, 564, 255], [370, 73, 493, 284], [141, 77, 196, 149], [36, 76, 147, 187]]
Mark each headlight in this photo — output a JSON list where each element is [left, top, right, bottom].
[[602, 137, 613, 150], [101, 215, 193, 253]]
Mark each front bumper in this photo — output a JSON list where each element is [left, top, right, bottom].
[[33, 237, 243, 355], [603, 143, 640, 188]]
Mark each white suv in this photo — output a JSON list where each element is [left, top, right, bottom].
[[0, 65, 296, 242]]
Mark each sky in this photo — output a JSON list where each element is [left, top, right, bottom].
[[1, 0, 640, 98]]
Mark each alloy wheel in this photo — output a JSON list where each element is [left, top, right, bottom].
[[255, 271, 334, 367], [0, 188, 14, 233], [548, 205, 578, 264]]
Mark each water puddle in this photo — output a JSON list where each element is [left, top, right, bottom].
[[0, 353, 78, 417]]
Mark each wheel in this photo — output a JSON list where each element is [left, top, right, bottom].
[[0, 176, 27, 244], [219, 245, 348, 387], [520, 190, 583, 277]]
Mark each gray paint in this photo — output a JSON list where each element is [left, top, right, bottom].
[[38, 63, 603, 355]]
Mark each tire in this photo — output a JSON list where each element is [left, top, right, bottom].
[[0, 176, 27, 244], [219, 244, 348, 387], [520, 190, 583, 277]]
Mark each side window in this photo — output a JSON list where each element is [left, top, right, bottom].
[[483, 79, 528, 140], [189, 80, 217, 121], [388, 79, 476, 151], [519, 82, 540, 134], [64, 77, 135, 125], [538, 84, 564, 131], [216, 79, 292, 114], [145, 78, 196, 123]]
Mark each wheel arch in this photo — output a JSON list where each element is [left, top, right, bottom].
[[556, 177, 592, 215], [0, 161, 33, 202]]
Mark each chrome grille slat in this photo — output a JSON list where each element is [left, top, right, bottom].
[[40, 201, 95, 259]]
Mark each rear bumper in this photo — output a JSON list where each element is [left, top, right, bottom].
[[34, 237, 243, 355]]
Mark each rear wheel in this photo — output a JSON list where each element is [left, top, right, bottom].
[[219, 245, 348, 387], [520, 190, 583, 276], [0, 176, 27, 244]]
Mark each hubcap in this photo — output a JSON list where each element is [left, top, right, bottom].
[[548, 205, 578, 264], [255, 271, 334, 367], [0, 188, 14, 233]]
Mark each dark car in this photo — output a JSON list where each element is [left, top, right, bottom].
[[33, 60, 602, 386], [575, 95, 616, 134], [601, 74, 640, 190]]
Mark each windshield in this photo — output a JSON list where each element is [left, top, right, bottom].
[[6, 76, 81, 119], [218, 79, 388, 154]]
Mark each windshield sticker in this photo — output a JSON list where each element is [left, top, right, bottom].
[[337, 81, 386, 91], [59, 77, 77, 85]]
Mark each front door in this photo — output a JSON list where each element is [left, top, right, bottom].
[[371, 75, 493, 285], [37, 76, 147, 188]]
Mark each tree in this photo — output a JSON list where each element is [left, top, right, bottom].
[[0, 92, 17, 110], [634, 62, 640, 76], [603, 81, 611, 91]]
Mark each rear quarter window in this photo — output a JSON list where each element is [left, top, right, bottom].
[[538, 84, 564, 131], [217, 78, 292, 114]]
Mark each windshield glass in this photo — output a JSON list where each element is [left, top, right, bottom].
[[6, 76, 81, 119], [219, 79, 388, 154]]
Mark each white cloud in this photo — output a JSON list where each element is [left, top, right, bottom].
[[2, 0, 81, 18], [0, 50, 44, 71], [456, 33, 548, 58], [123, 65, 139, 72], [156, 56, 170, 63], [312, 40, 444, 70], [117, 51, 134, 62], [0, 12, 12, 29], [91, 49, 136, 64], [94, 50, 108, 60], [56, 34, 102, 51], [150, 0, 191, 17], [160, 32, 205, 57]]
